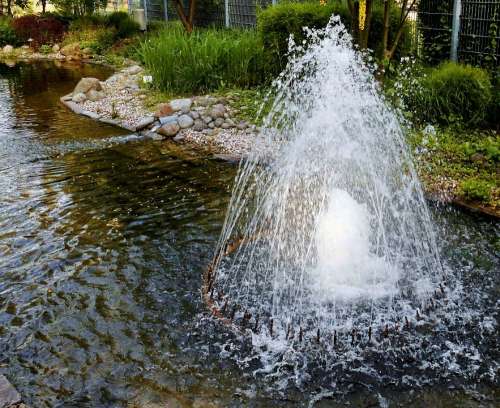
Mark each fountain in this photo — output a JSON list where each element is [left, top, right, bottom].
[[204, 17, 447, 349]]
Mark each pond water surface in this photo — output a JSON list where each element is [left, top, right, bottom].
[[0, 61, 498, 407]]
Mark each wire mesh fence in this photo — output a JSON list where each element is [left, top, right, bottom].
[[417, 0, 499, 67]]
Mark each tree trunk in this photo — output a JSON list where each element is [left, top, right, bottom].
[[6, 0, 12, 16], [381, 0, 391, 58], [358, 0, 373, 49], [173, 0, 194, 33]]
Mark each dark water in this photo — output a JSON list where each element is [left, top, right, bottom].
[[0, 61, 498, 407]]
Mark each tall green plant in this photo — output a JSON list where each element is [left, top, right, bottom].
[[137, 24, 270, 93]]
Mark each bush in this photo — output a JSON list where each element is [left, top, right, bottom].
[[11, 15, 66, 49], [257, 1, 412, 71], [106, 11, 140, 39], [0, 17, 19, 47], [410, 62, 492, 127], [459, 178, 493, 202], [137, 24, 270, 93]]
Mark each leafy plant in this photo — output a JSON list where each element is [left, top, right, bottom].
[[0, 17, 19, 47], [11, 15, 66, 49], [106, 11, 140, 39], [407, 62, 493, 127], [39, 44, 52, 54], [137, 23, 270, 93], [459, 178, 493, 202]]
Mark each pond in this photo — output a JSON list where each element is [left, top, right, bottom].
[[0, 61, 498, 407]]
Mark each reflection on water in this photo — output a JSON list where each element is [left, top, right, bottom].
[[0, 61, 498, 407]]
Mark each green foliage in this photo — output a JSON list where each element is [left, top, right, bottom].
[[50, 0, 108, 17], [459, 178, 493, 202], [105, 11, 140, 39], [256, 1, 412, 71], [137, 23, 270, 93], [0, 17, 19, 47], [408, 62, 493, 127], [460, 136, 500, 163], [39, 44, 53, 54]]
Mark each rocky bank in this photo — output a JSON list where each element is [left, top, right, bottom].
[[60, 64, 259, 158]]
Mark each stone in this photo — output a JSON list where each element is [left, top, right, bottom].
[[169, 98, 192, 113], [52, 44, 60, 53], [0, 374, 21, 407], [86, 89, 105, 102], [237, 121, 248, 130], [82, 47, 93, 56], [202, 129, 214, 136], [213, 153, 242, 163], [73, 77, 102, 95], [60, 42, 81, 58], [189, 111, 200, 119], [150, 133, 164, 141], [135, 116, 155, 131], [2, 45, 13, 54], [214, 117, 224, 127], [208, 122, 215, 129], [123, 65, 143, 75], [173, 134, 185, 142], [159, 115, 178, 125], [221, 122, 232, 129], [81, 110, 100, 120], [155, 103, 174, 118], [192, 119, 205, 131], [201, 115, 212, 124], [71, 92, 87, 103], [158, 122, 180, 137], [177, 114, 194, 129], [195, 95, 216, 106], [209, 103, 226, 118]]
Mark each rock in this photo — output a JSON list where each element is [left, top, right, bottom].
[[237, 121, 248, 130], [158, 122, 180, 136], [192, 119, 205, 131], [202, 129, 214, 136], [173, 134, 185, 142], [81, 110, 100, 120], [150, 133, 164, 141], [135, 116, 156, 131], [52, 44, 60, 53], [169, 98, 192, 113], [178, 114, 194, 129], [201, 115, 212, 124], [195, 95, 216, 106], [81, 47, 93, 56], [213, 153, 242, 163], [189, 111, 200, 119], [86, 89, 105, 102], [0, 374, 21, 407], [221, 122, 231, 129], [73, 77, 102, 95], [155, 103, 174, 118], [2, 45, 13, 54], [60, 42, 81, 58], [159, 115, 178, 125], [71, 92, 87, 103], [214, 117, 224, 127], [209, 103, 226, 118], [123, 65, 143, 75], [208, 122, 215, 129]]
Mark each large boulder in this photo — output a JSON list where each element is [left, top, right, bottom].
[[73, 77, 102, 96], [60, 42, 81, 59]]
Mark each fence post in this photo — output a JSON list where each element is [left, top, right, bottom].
[[225, 0, 230, 27], [450, 0, 461, 62]]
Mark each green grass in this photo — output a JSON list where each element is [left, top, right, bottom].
[[136, 23, 271, 94], [409, 127, 499, 212]]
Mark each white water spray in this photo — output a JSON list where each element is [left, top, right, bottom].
[[210, 17, 444, 344]]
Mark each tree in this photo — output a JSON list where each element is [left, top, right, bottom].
[[346, 0, 416, 63], [173, 0, 196, 33]]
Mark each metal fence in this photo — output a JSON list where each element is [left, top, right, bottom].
[[418, 0, 500, 67]]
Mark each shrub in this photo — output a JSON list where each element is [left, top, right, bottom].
[[63, 25, 116, 54], [11, 15, 66, 49], [137, 24, 270, 93], [0, 17, 19, 47], [257, 1, 412, 71], [410, 63, 492, 127], [39, 44, 52, 54], [459, 178, 493, 202], [106, 11, 140, 39]]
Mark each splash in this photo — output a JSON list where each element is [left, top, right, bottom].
[[207, 16, 445, 348]]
